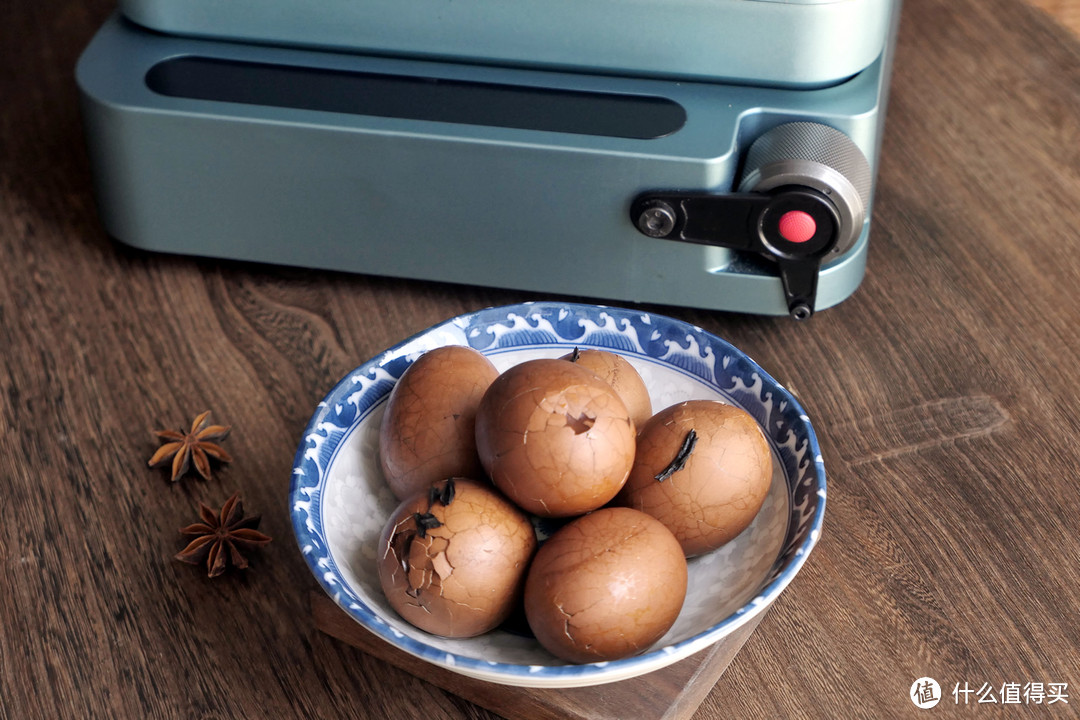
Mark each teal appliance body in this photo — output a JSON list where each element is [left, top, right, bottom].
[[77, 0, 901, 317]]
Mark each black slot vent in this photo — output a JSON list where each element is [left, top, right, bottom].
[[146, 57, 686, 140]]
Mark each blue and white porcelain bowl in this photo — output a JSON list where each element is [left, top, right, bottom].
[[291, 302, 825, 688]]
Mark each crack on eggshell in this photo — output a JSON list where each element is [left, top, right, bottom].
[[387, 516, 452, 605], [403, 600, 435, 616], [431, 550, 454, 581], [383, 515, 415, 580], [499, 386, 548, 417], [563, 411, 596, 434], [547, 522, 652, 583], [553, 595, 619, 655], [556, 601, 577, 644]]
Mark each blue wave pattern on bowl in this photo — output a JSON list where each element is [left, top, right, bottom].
[[291, 302, 825, 686]]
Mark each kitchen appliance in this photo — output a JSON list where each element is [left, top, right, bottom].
[[77, 0, 901, 318]]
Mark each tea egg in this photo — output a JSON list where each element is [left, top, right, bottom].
[[377, 478, 537, 638], [475, 358, 635, 517], [379, 345, 499, 500], [559, 348, 652, 429], [617, 400, 772, 557], [523, 506, 687, 663]]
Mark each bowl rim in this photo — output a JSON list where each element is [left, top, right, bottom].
[[290, 301, 826, 685]]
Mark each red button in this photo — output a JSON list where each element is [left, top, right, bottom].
[[778, 210, 817, 243]]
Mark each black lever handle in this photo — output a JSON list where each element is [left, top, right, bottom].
[[631, 186, 840, 319]]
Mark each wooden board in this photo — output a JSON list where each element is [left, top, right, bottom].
[[311, 592, 763, 720]]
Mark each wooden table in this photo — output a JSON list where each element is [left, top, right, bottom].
[[2, 1, 1079, 718]]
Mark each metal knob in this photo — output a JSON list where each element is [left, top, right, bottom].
[[738, 122, 872, 258]]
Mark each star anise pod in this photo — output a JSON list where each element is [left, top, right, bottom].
[[149, 410, 233, 482], [175, 492, 272, 577]]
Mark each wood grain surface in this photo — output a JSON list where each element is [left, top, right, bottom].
[[2, 1, 1080, 719]]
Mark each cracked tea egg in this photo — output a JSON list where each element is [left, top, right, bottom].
[[475, 358, 636, 518], [523, 506, 687, 664], [377, 477, 537, 638], [559, 348, 652, 429], [379, 345, 499, 500], [617, 400, 772, 557]]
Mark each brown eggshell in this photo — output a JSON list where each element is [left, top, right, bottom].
[[379, 345, 499, 500], [559, 348, 652, 429], [617, 400, 772, 557], [377, 478, 537, 638], [523, 507, 687, 664], [475, 358, 636, 518]]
